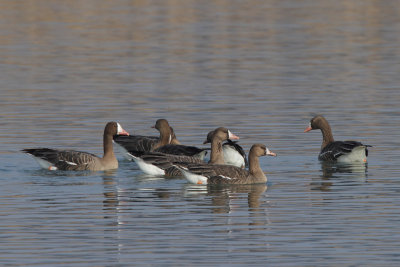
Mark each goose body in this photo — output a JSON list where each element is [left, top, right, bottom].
[[23, 122, 129, 171], [305, 115, 370, 163], [127, 152, 204, 176], [130, 127, 239, 177], [178, 144, 276, 185], [114, 119, 174, 157]]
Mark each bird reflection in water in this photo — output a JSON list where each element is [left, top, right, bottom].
[[184, 183, 268, 213], [311, 161, 368, 191]]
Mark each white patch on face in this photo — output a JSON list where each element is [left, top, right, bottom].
[[228, 130, 233, 139], [169, 134, 172, 144], [117, 122, 122, 134]]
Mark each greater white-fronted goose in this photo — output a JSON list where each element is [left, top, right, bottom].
[[22, 122, 129, 171], [127, 127, 239, 176], [204, 130, 247, 168], [304, 115, 370, 163], [114, 119, 175, 157], [114, 119, 207, 160], [177, 144, 276, 185]]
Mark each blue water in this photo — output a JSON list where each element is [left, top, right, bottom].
[[1, 0, 400, 266]]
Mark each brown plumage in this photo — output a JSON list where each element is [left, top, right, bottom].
[[127, 127, 239, 177], [304, 115, 370, 163], [114, 119, 176, 157], [22, 122, 129, 171], [178, 144, 276, 185]]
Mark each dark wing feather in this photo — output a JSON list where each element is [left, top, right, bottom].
[[22, 148, 98, 171], [154, 144, 207, 157], [318, 141, 366, 161], [139, 152, 203, 169], [114, 135, 158, 156]]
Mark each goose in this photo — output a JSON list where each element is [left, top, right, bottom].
[[204, 130, 247, 168], [304, 115, 370, 163], [113, 119, 175, 157], [176, 144, 276, 185], [114, 119, 207, 159], [22, 121, 129, 171], [127, 127, 239, 176]]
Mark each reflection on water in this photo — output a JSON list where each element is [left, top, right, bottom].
[[310, 161, 368, 191], [321, 161, 368, 179], [185, 183, 267, 213]]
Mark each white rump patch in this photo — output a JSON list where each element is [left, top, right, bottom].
[[128, 154, 165, 176], [337, 146, 367, 163], [178, 167, 208, 185], [32, 157, 58, 170]]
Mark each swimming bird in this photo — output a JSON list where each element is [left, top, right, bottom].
[[22, 121, 129, 171], [113, 119, 175, 157], [177, 144, 276, 185], [127, 127, 239, 176], [304, 115, 370, 163], [114, 119, 207, 159]]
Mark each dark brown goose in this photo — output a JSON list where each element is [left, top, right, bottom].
[[304, 115, 370, 163], [114, 119, 175, 157], [127, 127, 239, 176], [177, 144, 276, 185], [22, 122, 129, 171]]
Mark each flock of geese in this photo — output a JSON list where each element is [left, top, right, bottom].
[[22, 115, 370, 185]]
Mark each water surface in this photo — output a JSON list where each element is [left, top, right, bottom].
[[1, 0, 400, 266]]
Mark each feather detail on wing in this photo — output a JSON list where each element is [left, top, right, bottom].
[[113, 135, 158, 156], [22, 148, 98, 171], [319, 141, 368, 162], [154, 144, 207, 158]]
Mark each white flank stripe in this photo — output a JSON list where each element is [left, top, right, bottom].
[[219, 175, 232, 180], [64, 161, 77, 166]]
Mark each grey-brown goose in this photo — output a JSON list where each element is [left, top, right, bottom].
[[114, 119, 175, 157], [115, 119, 207, 159], [177, 144, 276, 185], [22, 122, 129, 171], [127, 127, 239, 176], [304, 115, 370, 163]]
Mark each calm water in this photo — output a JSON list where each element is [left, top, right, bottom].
[[1, 0, 400, 266]]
